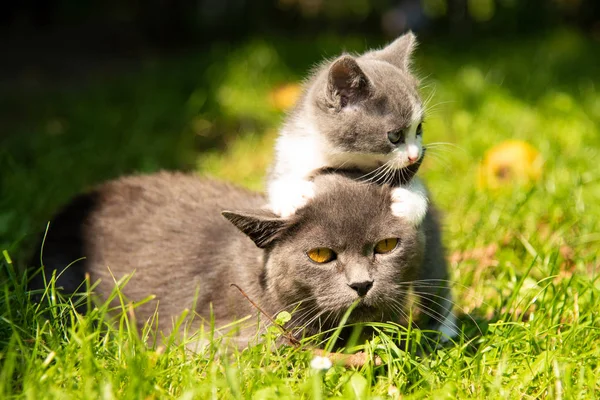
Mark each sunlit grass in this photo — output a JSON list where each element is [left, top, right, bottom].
[[1, 30, 600, 398]]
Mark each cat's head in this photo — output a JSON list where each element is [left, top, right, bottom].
[[302, 32, 424, 173], [223, 173, 426, 334]]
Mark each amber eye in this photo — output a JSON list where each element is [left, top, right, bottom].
[[374, 238, 399, 254], [307, 248, 336, 264]]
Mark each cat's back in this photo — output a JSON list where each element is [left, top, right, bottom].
[[91, 171, 263, 216], [31, 172, 265, 297]]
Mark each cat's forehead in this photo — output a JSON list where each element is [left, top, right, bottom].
[[359, 60, 422, 123], [291, 175, 413, 244]]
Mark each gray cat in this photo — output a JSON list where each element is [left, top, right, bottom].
[[268, 32, 428, 226], [30, 171, 456, 348]]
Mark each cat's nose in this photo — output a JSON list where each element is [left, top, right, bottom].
[[408, 154, 419, 163], [348, 280, 374, 297]]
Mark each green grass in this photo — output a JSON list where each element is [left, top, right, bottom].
[[1, 29, 600, 398]]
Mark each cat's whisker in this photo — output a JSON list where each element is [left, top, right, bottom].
[[403, 291, 483, 336], [357, 162, 390, 183], [388, 297, 421, 331], [398, 162, 409, 185], [422, 85, 437, 110], [358, 159, 397, 182], [423, 150, 453, 166], [296, 308, 328, 334], [424, 148, 456, 158], [425, 142, 466, 154], [386, 291, 450, 331], [423, 100, 454, 115], [290, 305, 322, 329], [423, 152, 452, 171], [382, 164, 395, 186], [361, 160, 395, 185], [320, 309, 337, 331], [382, 285, 461, 336], [374, 160, 397, 182]]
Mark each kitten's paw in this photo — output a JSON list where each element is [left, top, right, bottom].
[[269, 180, 316, 217], [390, 186, 428, 225]]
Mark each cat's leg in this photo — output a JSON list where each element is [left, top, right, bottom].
[[267, 177, 316, 217], [438, 309, 459, 342], [390, 177, 428, 226]]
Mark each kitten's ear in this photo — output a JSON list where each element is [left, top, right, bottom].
[[369, 31, 417, 72], [222, 210, 289, 249], [327, 55, 370, 108]]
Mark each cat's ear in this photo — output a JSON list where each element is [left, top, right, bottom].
[[222, 210, 290, 249], [369, 31, 417, 72], [327, 55, 370, 108]]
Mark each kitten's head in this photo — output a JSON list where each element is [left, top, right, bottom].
[[223, 173, 426, 334], [304, 32, 424, 173]]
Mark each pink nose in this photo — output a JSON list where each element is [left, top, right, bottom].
[[408, 155, 418, 163]]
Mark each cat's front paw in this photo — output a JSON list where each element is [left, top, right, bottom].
[[390, 186, 428, 226], [268, 180, 316, 217]]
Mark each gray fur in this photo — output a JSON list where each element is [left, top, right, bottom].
[[31, 171, 451, 347]]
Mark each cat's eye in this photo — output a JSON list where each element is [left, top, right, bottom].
[[387, 129, 404, 145], [307, 248, 336, 264], [416, 123, 423, 137], [374, 238, 399, 254]]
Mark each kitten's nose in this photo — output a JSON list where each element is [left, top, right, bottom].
[[348, 280, 374, 297], [408, 154, 419, 163]]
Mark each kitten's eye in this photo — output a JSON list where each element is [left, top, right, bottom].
[[374, 238, 399, 254], [416, 123, 423, 137], [387, 129, 404, 145], [307, 248, 337, 264]]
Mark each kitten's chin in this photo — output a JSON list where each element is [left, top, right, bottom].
[[327, 152, 389, 170]]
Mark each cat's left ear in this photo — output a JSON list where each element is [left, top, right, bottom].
[[368, 31, 417, 72], [327, 55, 371, 108], [222, 210, 290, 249]]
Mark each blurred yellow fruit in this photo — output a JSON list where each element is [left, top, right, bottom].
[[269, 83, 302, 111], [478, 140, 543, 189]]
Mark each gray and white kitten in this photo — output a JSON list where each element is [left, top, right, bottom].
[[268, 32, 428, 224], [30, 172, 456, 348]]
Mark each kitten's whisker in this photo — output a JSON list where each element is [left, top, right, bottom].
[[424, 100, 454, 114], [425, 142, 467, 153], [423, 152, 452, 171], [422, 85, 437, 110], [375, 160, 397, 184], [358, 163, 389, 183], [361, 160, 394, 185]]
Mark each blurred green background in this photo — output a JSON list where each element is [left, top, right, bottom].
[[1, 0, 599, 264]]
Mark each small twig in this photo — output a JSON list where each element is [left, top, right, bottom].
[[231, 283, 383, 368], [313, 349, 383, 368], [230, 283, 300, 346]]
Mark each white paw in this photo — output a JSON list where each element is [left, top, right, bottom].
[[268, 180, 316, 217], [390, 184, 428, 226]]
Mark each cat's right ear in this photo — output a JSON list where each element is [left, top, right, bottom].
[[222, 210, 290, 249], [327, 55, 370, 109], [368, 31, 417, 72]]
